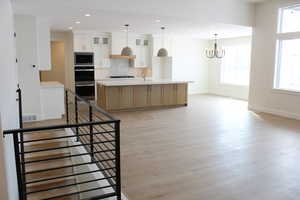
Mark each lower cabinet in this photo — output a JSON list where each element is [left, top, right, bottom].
[[97, 83, 188, 111]]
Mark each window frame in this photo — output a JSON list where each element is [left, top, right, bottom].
[[273, 5, 300, 93], [277, 4, 300, 34]]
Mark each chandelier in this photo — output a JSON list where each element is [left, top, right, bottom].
[[206, 34, 225, 59]]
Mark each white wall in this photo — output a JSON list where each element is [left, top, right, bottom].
[[15, 15, 42, 119], [171, 38, 209, 94], [208, 36, 251, 100], [0, 0, 20, 199], [248, 0, 300, 119]]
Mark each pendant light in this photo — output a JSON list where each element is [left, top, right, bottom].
[[121, 24, 133, 56], [157, 26, 168, 57], [206, 34, 225, 59]]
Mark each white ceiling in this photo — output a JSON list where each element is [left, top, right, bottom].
[[12, 0, 256, 39]]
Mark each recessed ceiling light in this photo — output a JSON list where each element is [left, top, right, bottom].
[[75, 21, 81, 24], [156, 19, 161, 23], [85, 14, 91, 17]]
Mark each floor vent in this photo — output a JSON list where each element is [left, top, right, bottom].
[[23, 115, 37, 122]]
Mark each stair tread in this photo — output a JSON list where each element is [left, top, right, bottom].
[[24, 141, 69, 152], [27, 177, 76, 192], [27, 184, 78, 200], [24, 130, 67, 140], [26, 158, 73, 172], [26, 164, 74, 182], [25, 152, 71, 162], [25, 148, 70, 159]]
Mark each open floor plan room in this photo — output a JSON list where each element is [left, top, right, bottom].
[[2, 0, 300, 200]]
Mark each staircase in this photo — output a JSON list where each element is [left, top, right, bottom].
[[24, 129, 79, 200], [3, 88, 121, 200]]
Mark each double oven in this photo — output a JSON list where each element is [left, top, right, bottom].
[[74, 52, 95, 100]]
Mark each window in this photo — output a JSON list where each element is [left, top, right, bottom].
[[275, 5, 300, 91], [220, 43, 251, 86], [279, 5, 300, 33]]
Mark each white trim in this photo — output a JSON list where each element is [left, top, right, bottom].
[[271, 88, 300, 96], [248, 104, 300, 120]]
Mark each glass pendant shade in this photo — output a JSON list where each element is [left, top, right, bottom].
[[157, 27, 168, 57], [121, 46, 133, 56], [157, 48, 168, 57], [121, 24, 133, 56]]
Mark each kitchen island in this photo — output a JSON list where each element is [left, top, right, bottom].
[[96, 80, 189, 111]]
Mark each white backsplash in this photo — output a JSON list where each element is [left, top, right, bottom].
[[110, 59, 134, 76], [94, 59, 151, 80]]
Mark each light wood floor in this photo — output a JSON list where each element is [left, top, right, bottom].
[[27, 95, 300, 200], [111, 95, 300, 200]]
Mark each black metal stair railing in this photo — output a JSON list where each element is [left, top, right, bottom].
[[3, 88, 121, 200]]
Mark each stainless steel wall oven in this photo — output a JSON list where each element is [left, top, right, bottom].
[[74, 52, 95, 101]]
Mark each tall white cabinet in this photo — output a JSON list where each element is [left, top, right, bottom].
[[152, 57, 172, 80], [73, 31, 111, 68], [133, 36, 151, 68], [36, 19, 51, 70]]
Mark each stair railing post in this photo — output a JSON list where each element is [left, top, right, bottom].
[[89, 105, 94, 161], [16, 86, 27, 200], [75, 96, 79, 141], [115, 120, 121, 200], [16, 86, 23, 129], [65, 90, 69, 124], [13, 133, 24, 200]]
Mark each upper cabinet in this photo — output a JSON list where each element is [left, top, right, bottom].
[[73, 32, 152, 68], [133, 37, 151, 68], [73, 31, 111, 68], [91, 34, 111, 68], [36, 19, 51, 70], [111, 33, 151, 68], [73, 33, 93, 52]]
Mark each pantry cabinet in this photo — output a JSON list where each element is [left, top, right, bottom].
[[73, 31, 111, 68]]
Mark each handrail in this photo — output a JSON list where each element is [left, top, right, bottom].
[[65, 88, 118, 121], [3, 120, 119, 135], [3, 87, 122, 200]]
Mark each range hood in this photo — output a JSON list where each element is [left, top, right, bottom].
[[109, 55, 136, 59]]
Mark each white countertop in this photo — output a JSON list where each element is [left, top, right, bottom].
[[40, 81, 64, 88], [97, 79, 191, 86]]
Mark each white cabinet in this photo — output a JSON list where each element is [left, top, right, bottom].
[[91, 35, 111, 68], [74, 33, 93, 52], [74, 32, 111, 68], [40, 82, 64, 120], [133, 38, 151, 68], [152, 56, 172, 80], [36, 20, 51, 70]]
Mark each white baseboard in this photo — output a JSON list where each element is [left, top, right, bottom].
[[248, 104, 300, 120]]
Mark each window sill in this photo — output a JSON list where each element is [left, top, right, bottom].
[[272, 88, 300, 96]]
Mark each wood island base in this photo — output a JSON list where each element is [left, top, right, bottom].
[[97, 83, 188, 111]]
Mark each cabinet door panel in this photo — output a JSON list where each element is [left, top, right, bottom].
[[134, 86, 148, 107], [163, 85, 176, 105], [120, 86, 134, 109], [107, 87, 120, 110], [150, 85, 163, 106], [177, 84, 187, 105]]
